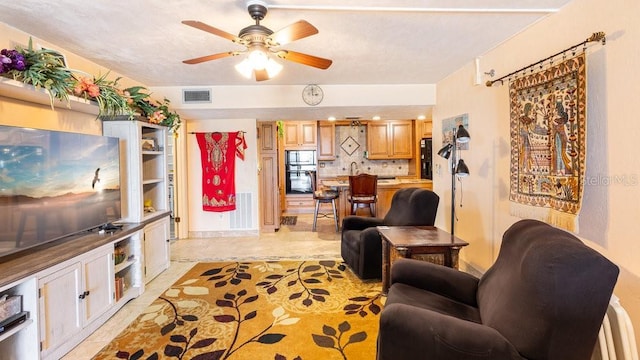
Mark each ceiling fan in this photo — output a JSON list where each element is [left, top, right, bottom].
[[182, 0, 332, 81]]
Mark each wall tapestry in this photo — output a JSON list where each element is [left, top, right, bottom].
[[196, 132, 247, 212], [509, 53, 586, 232]]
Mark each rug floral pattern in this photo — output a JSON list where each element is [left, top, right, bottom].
[[94, 260, 383, 360]]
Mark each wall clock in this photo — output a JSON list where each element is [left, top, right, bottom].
[[302, 84, 324, 106]]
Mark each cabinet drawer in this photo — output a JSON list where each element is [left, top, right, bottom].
[[285, 198, 315, 208], [285, 196, 315, 213]]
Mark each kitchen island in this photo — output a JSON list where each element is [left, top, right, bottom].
[[321, 178, 433, 220]]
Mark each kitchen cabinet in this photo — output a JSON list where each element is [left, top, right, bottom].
[[417, 118, 433, 138], [258, 122, 280, 231], [283, 121, 317, 149], [143, 216, 170, 283], [317, 121, 336, 160], [285, 194, 315, 213], [102, 118, 169, 223], [366, 120, 413, 159]]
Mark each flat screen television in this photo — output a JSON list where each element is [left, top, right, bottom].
[[0, 125, 121, 259]]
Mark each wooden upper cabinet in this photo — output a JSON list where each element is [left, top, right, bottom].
[[258, 121, 277, 153], [283, 121, 317, 149], [367, 122, 391, 159], [417, 119, 433, 138], [317, 121, 336, 160], [367, 120, 414, 159], [389, 121, 413, 158]]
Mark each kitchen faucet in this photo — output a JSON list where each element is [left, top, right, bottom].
[[350, 161, 359, 176]]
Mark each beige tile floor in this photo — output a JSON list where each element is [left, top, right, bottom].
[[63, 213, 342, 359]]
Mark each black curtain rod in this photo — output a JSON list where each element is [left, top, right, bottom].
[[486, 31, 606, 87]]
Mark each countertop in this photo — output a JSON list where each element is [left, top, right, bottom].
[[322, 178, 432, 188]]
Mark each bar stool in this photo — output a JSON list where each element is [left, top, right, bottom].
[[307, 171, 340, 232], [348, 173, 378, 216]]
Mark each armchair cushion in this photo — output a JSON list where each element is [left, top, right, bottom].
[[379, 304, 523, 360], [390, 258, 479, 307], [341, 215, 385, 232], [340, 188, 439, 279]]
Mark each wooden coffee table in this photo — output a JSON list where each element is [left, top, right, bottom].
[[378, 226, 469, 293]]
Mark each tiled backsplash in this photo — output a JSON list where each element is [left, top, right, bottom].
[[317, 124, 409, 178]]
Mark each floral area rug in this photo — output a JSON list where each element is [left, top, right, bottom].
[[94, 260, 383, 360]]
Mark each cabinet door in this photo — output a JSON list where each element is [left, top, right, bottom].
[[39, 263, 83, 355], [260, 153, 280, 231], [299, 121, 317, 148], [367, 122, 391, 159], [259, 122, 277, 153], [389, 121, 413, 158], [83, 250, 114, 325], [144, 216, 170, 283], [283, 121, 317, 149], [283, 122, 301, 148], [419, 119, 433, 138], [317, 122, 336, 160]]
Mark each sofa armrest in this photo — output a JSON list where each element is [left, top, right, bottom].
[[391, 258, 480, 307], [378, 303, 523, 360], [341, 215, 385, 231]]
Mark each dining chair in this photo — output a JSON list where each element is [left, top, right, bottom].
[[348, 173, 378, 216]]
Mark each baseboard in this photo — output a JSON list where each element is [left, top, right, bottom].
[[188, 230, 259, 238]]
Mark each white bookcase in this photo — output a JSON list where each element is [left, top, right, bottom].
[[103, 118, 169, 223]]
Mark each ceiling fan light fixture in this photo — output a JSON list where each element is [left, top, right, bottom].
[[264, 58, 283, 77], [234, 58, 254, 78], [248, 47, 269, 69]]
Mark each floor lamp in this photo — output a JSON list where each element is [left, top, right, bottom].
[[437, 124, 470, 236]]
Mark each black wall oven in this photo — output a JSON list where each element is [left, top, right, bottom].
[[285, 150, 316, 194]]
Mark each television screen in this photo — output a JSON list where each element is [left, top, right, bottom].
[[0, 125, 121, 258]]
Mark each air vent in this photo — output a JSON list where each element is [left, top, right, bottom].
[[182, 89, 212, 104]]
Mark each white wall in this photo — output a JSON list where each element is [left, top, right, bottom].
[[186, 119, 260, 235], [434, 0, 640, 340]]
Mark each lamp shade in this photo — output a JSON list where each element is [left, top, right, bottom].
[[456, 125, 471, 143], [437, 143, 453, 159], [455, 159, 469, 177]]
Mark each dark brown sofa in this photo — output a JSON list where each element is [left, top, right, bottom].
[[378, 219, 619, 360], [341, 187, 439, 279]]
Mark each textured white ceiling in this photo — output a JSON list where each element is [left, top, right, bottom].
[[0, 0, 573, 120]]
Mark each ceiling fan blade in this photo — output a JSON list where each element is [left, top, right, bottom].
[[183, 51, 239, 64], [182, 20, 244, 44], [268, 20, 318, 46], [254, 69, 270, 81], [275, 50, 332, 69]]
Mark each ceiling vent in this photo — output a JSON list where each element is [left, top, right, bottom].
[[182, 89, 212, 104]]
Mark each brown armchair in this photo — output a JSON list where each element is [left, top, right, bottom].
[[377, 219, 619, 360], [341, 187, 439, 279]]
